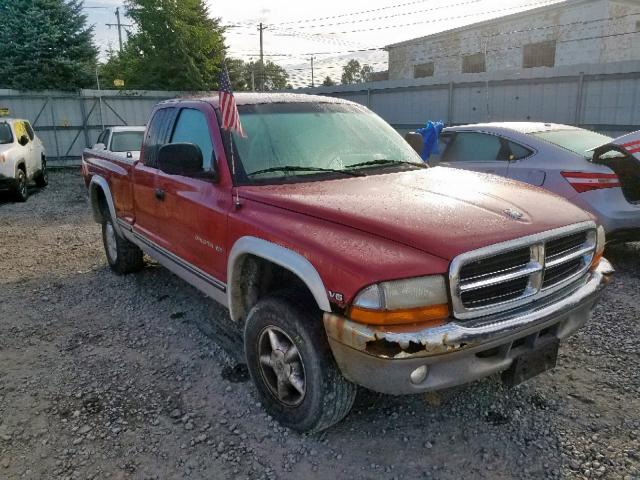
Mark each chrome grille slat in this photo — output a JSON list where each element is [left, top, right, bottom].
[[449, 222, 597, 320], [459, 263, 542, 292]]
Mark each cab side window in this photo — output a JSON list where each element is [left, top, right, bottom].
[[142, 108, 176, 167], [443, 132, 504, 162], [170, 108, 214, 170], [14, 121, 29, 145], [24, 122, 35, 140]]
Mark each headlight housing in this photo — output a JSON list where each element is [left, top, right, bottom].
[[349, 275, 450, 326], [590, 225, 606, 270]]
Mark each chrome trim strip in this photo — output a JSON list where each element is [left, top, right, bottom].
[[545, 245, 594, 268], [459, 262, 542, 292], [131, 230, 227, 292], [449, 221, 596, 320]]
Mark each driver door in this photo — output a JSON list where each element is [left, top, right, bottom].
[[154, 104, 230, 281]]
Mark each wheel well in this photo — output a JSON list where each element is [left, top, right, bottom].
[[17, 162, 26, 174], [233, 255, 316, 324], [90, 184, 109, 223]]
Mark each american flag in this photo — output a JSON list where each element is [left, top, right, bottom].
[[218, 64, 245, 137]]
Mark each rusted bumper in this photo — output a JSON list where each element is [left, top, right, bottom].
[[324, 259, 613, 395]]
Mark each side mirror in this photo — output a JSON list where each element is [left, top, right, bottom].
[[18, 135, 29, 146], [404, 132, 423, 155], [158, 143, 204, 176], [93, 142, 106, 151]]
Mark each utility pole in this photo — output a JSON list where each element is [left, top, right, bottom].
[[310, 56, 315, 88], [106, 7, 132, 53], [257, 23, 267, 91]]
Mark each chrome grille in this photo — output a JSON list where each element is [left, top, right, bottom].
[[450, 222, 596, 320]]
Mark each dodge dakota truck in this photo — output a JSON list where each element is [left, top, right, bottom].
[[81, 93, 612, 433]]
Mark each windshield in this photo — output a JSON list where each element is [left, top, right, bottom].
[[530, 129, 612, 157], [0, 123, 13, 144], [230, 102, 424, 182], [111, 131, 144, 152]]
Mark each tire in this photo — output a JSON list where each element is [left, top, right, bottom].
[[14, 168, 28, 202], [244, 293, 357, 433], [101, 215, 144, 275], [35, 157, 48, 188]]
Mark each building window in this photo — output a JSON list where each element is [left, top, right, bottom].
[[414, 62, 434, 78], [462, 52, 486, 73], [523, 40, 556, 68]]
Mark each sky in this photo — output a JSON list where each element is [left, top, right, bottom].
[[84, 0, 565, 88]]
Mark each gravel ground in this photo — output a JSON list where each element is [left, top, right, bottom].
[[0, 170, 638, 480]]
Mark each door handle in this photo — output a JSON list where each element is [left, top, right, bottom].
[[154, 188, 165, 201]]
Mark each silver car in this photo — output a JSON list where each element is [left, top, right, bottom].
[[432, 123, 640, 243]]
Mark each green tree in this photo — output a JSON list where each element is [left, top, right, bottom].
[[100, 0, 226, 91], [224, 58, 290, 91], [340, 59, 374, 85], [0, 0, 97, 90], [321, 76, 336, 87]]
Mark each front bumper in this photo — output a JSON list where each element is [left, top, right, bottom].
[[324, 259, 613, 395], [0, 173, 16, 191]]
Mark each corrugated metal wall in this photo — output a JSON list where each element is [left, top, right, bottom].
[[1, 62, 639, 166], [0, 89, 180, 166], [302, 61, 640, 138]]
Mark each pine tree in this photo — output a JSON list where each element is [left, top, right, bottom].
[[0, 0, 98, 90], [100, 0, 226, 91]]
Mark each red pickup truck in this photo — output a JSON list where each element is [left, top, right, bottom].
[[82, 93, 612, 433]]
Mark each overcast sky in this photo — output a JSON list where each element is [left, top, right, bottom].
[[85, 0, 564, 87]]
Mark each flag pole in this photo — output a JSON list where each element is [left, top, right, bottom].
[[219, 55, 242, 209], [230, 129, 241, 209]]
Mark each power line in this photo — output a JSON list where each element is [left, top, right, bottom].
[[275, 0, 561, 36], [282, 0, 486, 29], [226, 10, 639, 58], [279, 0, 508, 25]]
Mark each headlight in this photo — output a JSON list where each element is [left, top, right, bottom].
[[590, 225, 606, 270], [349, 275, 450, 326]]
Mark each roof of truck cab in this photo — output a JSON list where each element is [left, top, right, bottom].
[[159, 92, 355, 108]]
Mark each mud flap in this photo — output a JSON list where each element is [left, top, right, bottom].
[[502, 338, 559, 387]]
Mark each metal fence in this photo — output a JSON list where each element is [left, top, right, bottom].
[[299, 60, 640, 138], [0, 89, 182, 166], [2, 61, 639, 166]]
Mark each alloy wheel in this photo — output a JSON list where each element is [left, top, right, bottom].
[[257, 326, 306, 406]]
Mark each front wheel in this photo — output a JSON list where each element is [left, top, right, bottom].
[[244, 294, 357, 433], [14, 169, 28, 202]]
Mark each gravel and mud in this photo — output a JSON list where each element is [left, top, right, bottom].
[[0, 171, 638, 479]]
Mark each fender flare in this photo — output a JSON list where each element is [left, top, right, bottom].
[[88, 175, 122, 236], [14, 159, 26, 178], [227, 236, 331, 322]]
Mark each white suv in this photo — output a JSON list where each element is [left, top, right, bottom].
[[0, 118, 47, 201]]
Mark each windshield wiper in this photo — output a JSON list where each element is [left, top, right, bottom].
[[346, 159, 427, 169], [247, 165, 364, 177]]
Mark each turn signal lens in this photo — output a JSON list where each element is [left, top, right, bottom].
[[590, 225, 606, 271], [348, 303, 450, 326]]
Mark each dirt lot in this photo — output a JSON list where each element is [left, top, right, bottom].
[[0, 171, 638, 480]]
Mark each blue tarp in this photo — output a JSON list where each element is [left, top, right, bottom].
[[416, 121, 444, 162]]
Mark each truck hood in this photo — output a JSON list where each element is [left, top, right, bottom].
[[239, 167, 593, 261]]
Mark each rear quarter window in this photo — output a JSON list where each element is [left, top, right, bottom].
[[142, 108, 176, 167]]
